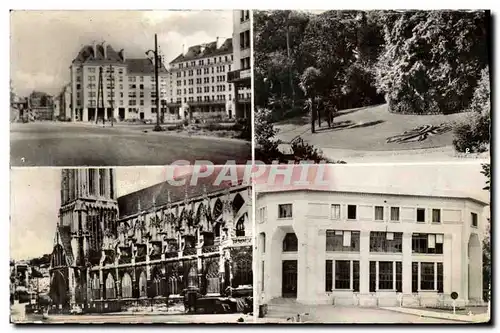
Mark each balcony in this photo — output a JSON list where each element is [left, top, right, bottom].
[[166, 102, 181, 108], [183, 247, 197, 256], [236, 97, 251, 104], [227, 69, 251, 84], [232, 235, 252, 245], [165, 251, 178, 259], [187, 100, 226, 107], [202, 245, 219, 254]]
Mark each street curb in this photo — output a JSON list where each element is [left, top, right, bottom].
[[380, 307, 489, 323]]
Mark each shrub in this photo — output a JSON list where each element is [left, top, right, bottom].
[[452, 67, 491, 153], [290, 137, 325, 163], [255, 108, 282, 154], [375, 11, 488, 115]]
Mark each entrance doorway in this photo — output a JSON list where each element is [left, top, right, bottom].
[[140, 112, 145, 120], [282, 260, 298, 298], [88, 108, 95, 121], [97, 108, 105, 121], [118, 108, 125, 121]]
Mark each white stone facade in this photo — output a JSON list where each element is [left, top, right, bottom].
[[255, 189, 487, 308]]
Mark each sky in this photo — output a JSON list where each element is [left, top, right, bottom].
[[10, 163, 490, 261], [10, 167, 176, 261], [10, 10, 233, 96]]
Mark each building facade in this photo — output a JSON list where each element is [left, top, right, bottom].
[[228, 10, 251, 119], [28, 91, 54, 121], [55, 84, 72, 120], [168, 38, 235, 120], [70, 42, 169, 123], [49, 168, 252, 312], [255, 189, 487, 308]]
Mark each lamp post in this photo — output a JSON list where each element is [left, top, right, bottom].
[[146, 34, 163, 132]]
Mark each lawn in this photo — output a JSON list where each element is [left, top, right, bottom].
[[274, 104, 469, 151]]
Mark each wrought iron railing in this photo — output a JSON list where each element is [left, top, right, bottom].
[[165, 252, 178, 259], [202, 245, 219, 254], [183, 248, 197, 256], [233, 236, 252, 245]]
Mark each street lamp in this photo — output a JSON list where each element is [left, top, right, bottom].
[[146, 33, 163, 132]]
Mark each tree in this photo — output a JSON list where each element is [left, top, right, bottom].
[[254, 10, 310, 111], [299, 67, 322, 133], [375, 10, 489, 114], [452, 67, 491, 153]]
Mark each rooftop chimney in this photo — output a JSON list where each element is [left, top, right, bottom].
[[182, 44, 186, 56], [92, 41, 97, 58], [200, 43, 206, 54]]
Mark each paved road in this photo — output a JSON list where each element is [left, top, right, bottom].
[[10, 122, 251, 166], [264, 305, 462, 324]]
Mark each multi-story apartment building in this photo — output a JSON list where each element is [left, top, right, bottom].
[[49, 168, 252, 313], [70, 42, 169, 123], [168, 38, 235, 120], [255, 188, 488, 308], [228, 10, 251, 120]]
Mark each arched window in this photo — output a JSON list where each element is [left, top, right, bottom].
[[152, 268, 163, 297], [213, 199, 223, 221], [153, 276, 162, 297], [139, 271, 147, 297], [169, 275, 178, 295], [205, 262, 220, 294], [91, 274, 100, 300], [105, 273, 116, 299], [283, 233, 298, 252], [233, 257, 252, 287], [232, 193, 245, 213], [214, 223, 221, 238], [52, 244, 66, 267], [121, 273, 132, 298], [187, 266, 198, 288], [235, 214, 246, 237], [259, 232, 266, 253]]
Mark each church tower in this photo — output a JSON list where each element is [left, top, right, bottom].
[[50, 168, 118, 309]]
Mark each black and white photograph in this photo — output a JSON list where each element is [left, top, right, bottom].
[[10, 10, 251, 167], [254, 10, 491, 163], [5, 6, 495, 328], [254, 162, 491, 323], [10, 166, 253, 323]]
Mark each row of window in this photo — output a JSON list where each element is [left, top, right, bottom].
[[280, 231, 444, 254], [176, 55, 234, 70], [325, 260, 443, 293], [278, 203, 479, 226]]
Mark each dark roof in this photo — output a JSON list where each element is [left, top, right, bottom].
[[72, 43, 125, 64], [117, 166, 248, 219], [57, 226, 74, 265], [126, 58, 168, 74], [170, 38, 233, 64]]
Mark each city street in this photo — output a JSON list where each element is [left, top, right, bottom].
[[10, 122, 251, 166]]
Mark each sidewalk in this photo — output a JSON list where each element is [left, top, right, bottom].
[[382, 307, 490, 323]]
